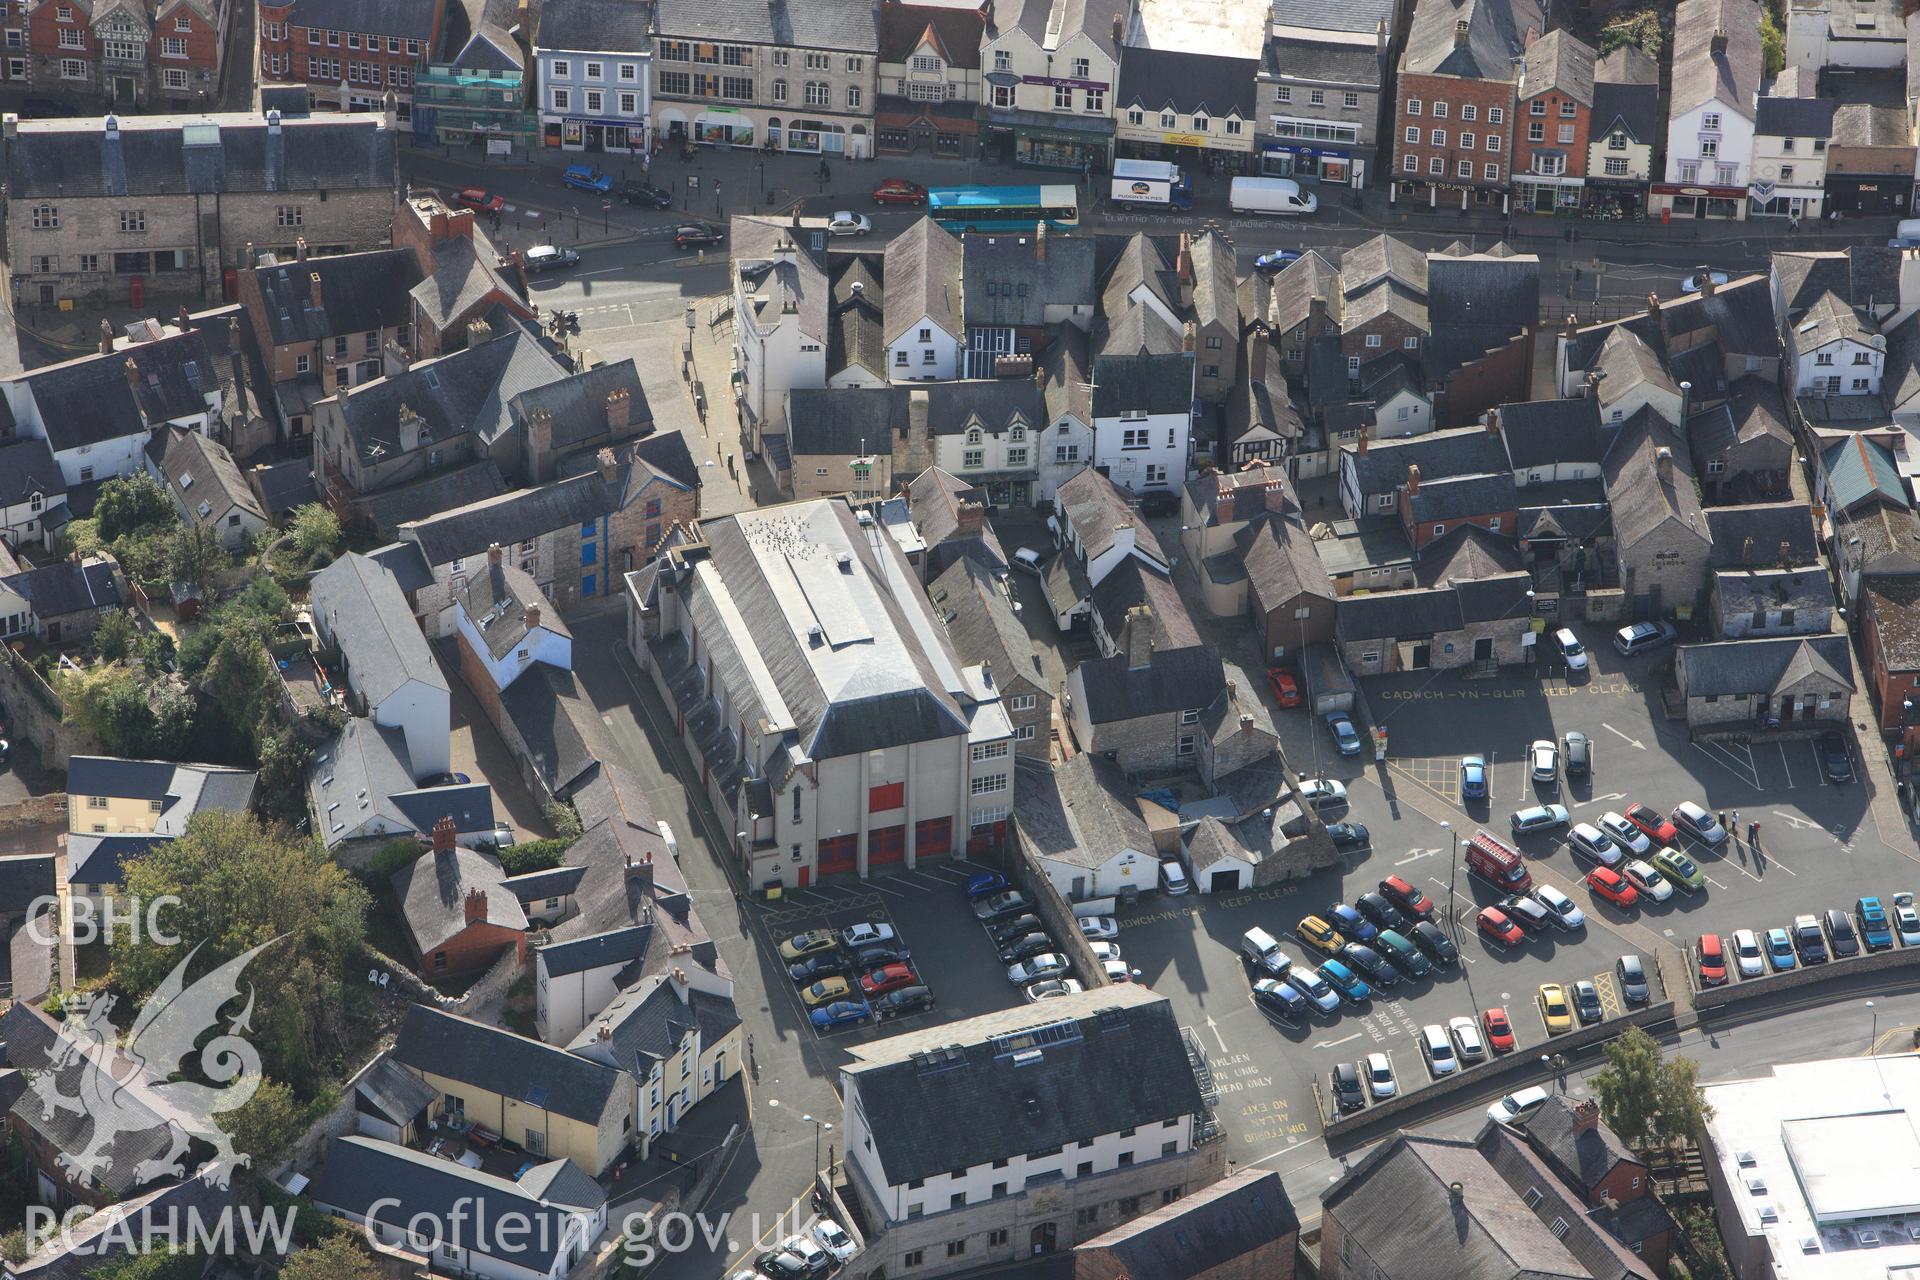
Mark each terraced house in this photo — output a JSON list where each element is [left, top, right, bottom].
[[25, 0, 227, 110]]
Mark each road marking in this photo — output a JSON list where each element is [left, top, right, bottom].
[[1314, 1032, 1363, 1049], [1206, 1015, 1229, 1053], [1573, 791, 1628, 809], [1778, 741, 1796, 788], [1693, 740, 1761, 789], [864, 879, 908, 897], [1704, 875, 1730, 890], [1396, 848, 1440, 865], [1601, 723, 1646, 750]]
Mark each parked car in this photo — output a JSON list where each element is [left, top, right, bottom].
[[1379, 875, 1436, 920], [1765, 926, 1798, 971], [1791, 914, 1828, 964], [1298, 915, 1346, 956], [1730, 928, 1765, 978], [1376, 929, 1432, 976], [1450, 1015, 1488, 1061], [849, 942, 912, 969], [1511, 804, 1571, 834], [1651, 846, 1706, 893], [1613, 620, 1677, 656], [1298, 778, 1348, 808], [1363, 1051, 1397, 1098], [523, 244, 580, 273], [1697, 935, 1727, 987], [778, 931, 836, 961], [1599, 812, 1652, 855], [1824, 908, 1861, 959], [1326, 821, 1371, 848], [1895, 893, 1920, 946], [1006, 954, 1070, 985], [1532, 884, 1586, 930], [1820, 731, 1854, 783], [1410, 920, 1456, 964], [1499, 893, 1554, 934], [871, 178, 928, 205], [1325, 902, 1378, 944], [997, 932, 1054, 964], [809, 1000, 870, 1030], [1326, 712, 1363, 756], [1253, 977, 1309, 1021], [1538, 983, 1573, 1034], [1478, 907, 1525, 949], [561, 163, 614, 193], [1287, 966, 1342, 1014], [873, 985, 935, 1019], [826, 210, 872, 236], [757, 1248, 811, 1279], [1024, 978, 1085, 1002], [1354, 892, 1406, 932], [787, 954, 848, 984], [1616, 954, 1650, 1004], [1420, 1023, 1459, 1076], [1682, 269, 1732, 293], [1482, 1006, 1516, 1053], [840, 922, 895, 949], [1078, 916, 1119, 940], [1586, 865, 1639, 908], [1553, 627, 1589, 674], [989, 914, 1045, 945], [1267, 668, 1301, 707], [1318, 959, 1372, 1004], [966, 871, 1010, 899], [1563, 730, 1591, 776], [1254, 247, 1303, 272], [1339, 943, 1398, 988], [800, 977, 851, 1008], [1622, 860, 1674, 903], [1089, 941, 1125, 964], [1160, 860, 1192, 894], [1569, 823, 1621, 866], [674, 223, 726, 248], [453, 187, 505, 213], [973, 890, 1028, 920], [1487, 1085, 1550, 1127], [1571, 980, 1604, 1024], [1330, 1061, 1366, 1111], [620, 179, 674, 208], [813, 1220, 858, 1264], [1529, 739, 1559, 782], [1670, 801, 1727, 845], [1460, 755, 1488, 799], [1624, 804, 1679, 845]]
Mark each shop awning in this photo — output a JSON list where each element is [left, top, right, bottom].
[[984, 107, 1114, 137]]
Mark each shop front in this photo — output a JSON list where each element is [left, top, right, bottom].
[[1259, 141, 1363, 185], [656, 106, 871, 158], [544, 114, 645, 153], [968, 471, 1034, 507], [1513, 171, 1583, 214], [1745, 176, 1822, 219], [1390, 179, 1502, 209], [1582, 176, 1645, 216], [1825, 173, 1910, 217], [1651, 181, 1747, 220], [874, 97, 977, 157], [695, 106, 757, 148], [982, 100, 1111, 171], [1116, 130, 1251, 175]]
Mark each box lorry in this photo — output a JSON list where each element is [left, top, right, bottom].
[[1465, 831, 1533, 892], [1229, 176, 1318, 217], [1111, 159, 1193, 211]]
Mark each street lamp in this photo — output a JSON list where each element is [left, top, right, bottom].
[[767, 1099, 834, 1183], [1295, 606, 1318, 776], [1869, 999, 1879, 1054], [1441, 821, 1458, 941]]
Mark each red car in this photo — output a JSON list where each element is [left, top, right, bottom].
[[1477, 907, 1525, 949], [453, 187, 505, 214], [1698, 933, 1727, 987], [1623, 803, 1679, 846], [1267, 668, 1301, 708], [1586, 865, 1640, 908], [1482, 1006, 1515, 1053], [1379, 874, 1436, 922], [859, 962, 918, 996], [871, 178, 928, 205]]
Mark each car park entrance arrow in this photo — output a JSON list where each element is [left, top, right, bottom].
[[1601, 723, 1646, 750]]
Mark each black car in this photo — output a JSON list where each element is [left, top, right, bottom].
[[1252, 979, 1307, 1021], [874, 985, 935, 1019], [1353, 891, 1405, 931], [1499, 893, 1554, 934], [1615, 954, 1650, 1005], [1339, 943, 1398, 988], [786, 953, 847, 984], [1136, 490, 1180, 517], [620, 179, 674, 208], [421, 772, 473, 788], [1792, 915, 1829, 965], [1563, 730, 1591, 777], [1331, 1061, 1366, 1112], [757, 1250, 810, 1279], [998, 932, 1054, 964], [674, 223, 725, 248], [1818, 731, 1853, 783], [850, 942, 912, 969], [1410, 920, 1458, 964], [1824, 908, 1861, 958], [1326, 822, 1370, 849], [989, 913, 1045, 945]]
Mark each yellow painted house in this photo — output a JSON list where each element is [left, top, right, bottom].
[[65, 756, 257, 837], [567, 970, 743, 1159]]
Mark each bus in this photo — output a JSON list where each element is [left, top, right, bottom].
[[927, 185, 1080, 232]]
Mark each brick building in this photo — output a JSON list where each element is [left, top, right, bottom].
[[1390, 0, 1543, 209], [1511, 28, 1595, 214], [25, 0, 226, 111], [258, 0, 443, 116], [391, 816, 528, 976]]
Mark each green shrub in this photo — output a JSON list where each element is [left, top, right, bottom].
[[498, 838, 571, 875]]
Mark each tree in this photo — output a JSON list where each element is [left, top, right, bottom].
[[93, 610, 136, 663], [1760, 11, 1785, 78], [1592, 1026, 1712, 1149], [197, 625, 277, 757], [220, 1078, 306, 1167], [545, 800, 583, 841], [287, 504, 343, 565], [113, 810, 370, 1093], [1676, 1207, 1732, 1280], [167, 522, 227, 592], [279, 1233, 381, 1280], [254, 726, 316, 827], [92, 474, 175, 543], [58, 663, 158, 758]]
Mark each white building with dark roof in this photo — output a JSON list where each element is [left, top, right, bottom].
[[1656, 0, 1765, 221], [628, 496, 1013, 889], [311, 549, 451, 779]]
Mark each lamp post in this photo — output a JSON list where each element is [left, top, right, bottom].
[[1869, 999, 1879, 1054], [1441, 821, 1458, 941], [767, 1099, 834, 1184], [1296, 605, 1318, 776]]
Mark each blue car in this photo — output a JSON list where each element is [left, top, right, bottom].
[[1764, 927, 1797, 972], [562, 163, 614, 194], [1460, 755, 1488, 800], [1326, 903, 1378, 944], [1326, 712, 1363, 756], [1317, 959, 1372, 1005], [1858, 896, 1894, 952], [1254, 248, 1301, 272], [965, 871, 1010, 900], [810, 999, 871, 1030]]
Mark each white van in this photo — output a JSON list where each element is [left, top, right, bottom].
[[1229, 177, 1318, 217], [657, 820, 679, 860], [1240, 926, 1290, 976]]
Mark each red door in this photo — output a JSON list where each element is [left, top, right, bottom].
[[915, 817, 952, 861], [817, 834, 857, 878], [868, 825, 906, 868]]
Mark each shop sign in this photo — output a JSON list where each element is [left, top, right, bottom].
[[1163, 131, 1204, 147], [1021, 74, 1107, 91]]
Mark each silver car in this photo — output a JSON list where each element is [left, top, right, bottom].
[[1529, 739, 1558, 782], [1511, 803, 1571, 834]]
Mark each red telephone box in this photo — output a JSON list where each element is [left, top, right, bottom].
[[129, 277, 145, 307]]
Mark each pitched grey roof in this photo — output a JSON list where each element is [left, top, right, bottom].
[[252, 250, 421, 349], [652, 0, 878, 50], [984, 0, 1126, 58], [1706, 502, 1818, 567], [1756, 94, 1837, 138], [734, 218, 831, 344], [0, 854, 56, 914], [1671, 0, 1764, 119], [1344, 426, 1512, 498], [0, 436, 62, 506], [391, 846, 529, 954], [1888, 311, 1920, 408], [1497, 399, 1603, 469], [1408, 472, 1518, 524], [1423, 253, 1541, 380], [9, 112, 394, 200], [1604, 409, 1707, 551], [1189, 230, 1238, 335], [1567, 276, 1778, 374], [535, 0, 654, 51], [1043, 321, 1094, 425], [1832, 101, 1909, 147], [1015, 754, 1153, 870], [289, 0, 436, 39], [1079, 1168, 1299, 1276], [311, 718, 439, 847], [498, 663, 601, 795], [1338, 586, 1464, 640], [393, 1005, 619, 1125], [963, 230, 1097, 327], [1521, 29, 1595, 106], [354, 1056, 438, 1126], [567, 973, 741, 1074], [879, 0, 986, 66], [827, 255, 886, 382], [66, 833, 166, 887], [1596, 327, 1679, 404], [360, 462, 509, 537], [842, 988, 1206, 1187], [1268, 38, 1383, 86], [0, 558, 120, 619], [539, 924, 651, 979], [368, 538, 437, 593], [458, 558, 570, 660], [884, 218, 963, 345], [1075, 644, 1225, 724], [1056, 467, 1168, 564], [1519, 1096, 1645, 1199], [1794, 291, 1877, 358], [1591, 80, 1659, 144], [410, 234, 522, 331], [389, 782, 495, 837], [1678, 633, 1854, 697], [929, 557, 1044, 693], [312, 551, 448, 706], [402, 472, 618, 567], [1268, 0, 1393, 34], [508, 358, 649, 455], [1401, 0, 1542, 82], [1, 1001, 175, 1196], [336, 328, 563, 461], [1116, 46, 1258, 118], [1093, 557, 1199, 651], [15, 353, 147, 452], [1342, 234, 1427, 298], [1595, 44, 1657, 86], [146, 426, 266, 530], [1244, 515, 1335, 617], [247, 455, 320, 517]]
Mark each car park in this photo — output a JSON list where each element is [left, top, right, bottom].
[[1499, 893, 1554, 934], [1569, 823, 1621, 866], [1538, 983, 1573, 1033], [973, 891, 1028, 920], [1624, 804, 1680, 845], [1613, 620, 1677, 656], [674, 223, 725, 248], [801, 977, 851, 1007], [1379, 875, 1436, 920], [813, 1221, 858, 1264], [1616, 954, 1650, 1004], [1420, 1024, 1459, 1076], [1339, 943, 1398, 988], [1478, 907, 1525, 949], [1698, 935, 1727, 987], [841, 922, 895, 949], [1331, 1061, 1366, 1111], [1571, 980, 1604, 1025], [990, 914, 1045, 945], [620, 180, 674, 208], [1327, 821, 1370, 848], [1532, 884, 1585, 929], [1858, 896, 1894, 951], [1450, 1016, 1488, 1061], [1791, 915, 1829, 964], [1267, 668, 1301, 706], [1896, 893, 1920, 946], [1820, 732, 1854, 783], [1482, 1007, 1516, 1052], [1024, 978, 1084, 1002], [1586, 866, 1639, 908], [1299, 778, 1347, 808], [871, 178, 928, 204], [1287, 967, 1342, 1014], [1765, 927, 1798, 970], [1460, 755, 1488, 799], [1651, 847, 1705, 893], [1319, 959, 1372, 1004], [787, 954, 848, 983], [1354, 892, 1406, 932], [1563, 730, 1591, 776], [873, 986, 935, 1019], [1298, 915, 1346, 955], [1326, 903, 1378, 943], [1326, 712, 1363, 755], [997, 932, 1055, 964], [779, 931, 837, 961], [1160, 861, 1192, 895], [562, 163, 614, 193], [1410, 920, 1457, 964], [1377, 929, 1432, 976], [1730, 928, 1765, 978], [1078, 916, 1119, 940], [1622, 860, 1673, 903], [1600, 812, 1653, 855], [1364, 1051, 1397, 1098], [1824, 909, 1861, 959], [1511, 804, 1571, 834], [1530, 740, 1559, 782], [1671, 801, 1727, 845], [827, 211, 873, 236], [1487, 1085, 1550, 1126], [453, 187, 505, 213], [1007, 954, 1070, 984], [809, 1000, 870, 1030], [1253, 978, 1308, 1020]]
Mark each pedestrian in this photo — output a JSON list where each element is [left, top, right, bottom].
[[1750, 821, 1761, 847], [1732, 808, 1740, 832]]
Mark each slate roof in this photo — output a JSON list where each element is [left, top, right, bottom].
[[1832, 101, 1909, 147], [1056, 467, 1168, 564], [1671, 0, 1764, 119], [1678, 633, 1854, 697], [1520, 1097, 1645, 1200], [1774, 248, 1903, 319], [1423, 253, 1540, 381], [1267, 38, 1383, 86], [1225, 343, 1303, 450], [1822, 433, 1908, 511], [841, 988, 1205, 1187], [928, 557, 1045, 693], [66, 834, 166, 888], [391, 846, 529, 954], [1705, 502, 1819, 567], [311, 718, 418, 847], [401, 472, 618, 566], [360, 462, 509, 537], [1401, 0, 1542, 82], [146, 426, 266, 531], [1521, 29, 1595, 106], [1078, 1168, 1298, 1277], [1566, 276, 1778, 372], [1497, 399, 1603, 469], [1244, 514, 1336, 619], [1339, 585, 1464, 640], [0, 436, 63, 505], [288, 0, 436, 39], [1092, 558, 1199, 651], [1793, 290, 1877, 352], [411, 233, 523, 331], [389, 782, 496, 838], [1595, 327, 1679, 405], [355, 1055, 439, 1126], [367, 539, 437, 592], [633, 430, 702, 492], [1755, 94, 1837, 138], [1014, 753, 1154, 869], [1595, 44, 1657, 86], [335, 328, 564, 461], [1407, 472, 1518, 524], [1092, 347, 1191, 416], [1116, 47, 1258, 118], [247, 455, 320, 517], [1865, 576, 1920, 668], [1342, 234, 1427, 298], [826, 256, 887, 383], [539, 924, 651, 979], [1850, 499, 1920, 570], [312, 551, 448, 707], [962, 230, 1097, 328], [652, 0, 878, 50], [1043, 322, 1094, 426], [878, 0, 986, 66], [251, 248, 420, 346], [1189, 230, 1238, 336], [393, 1005, 619, 1124], [498, 663, 601, 795], [13, 354, 146, 453], [1074, 644, 1225, 724], [8, 1163, 236, 1280], [1603, 409, 1707, 550], [536, 0, 655, 51], [508, 358, 650, 455], [984, 0, 1126, 59], [0, 558, 120, 620], [884, 218, 963, 345], [1887, 312, 1920, 409], [1268, 0, 1393, 34], [459, 558, 569, 661], [566, 973, 741, 1074], [1344, 427, 1512, 498], [1591, 80, 1659, 143]]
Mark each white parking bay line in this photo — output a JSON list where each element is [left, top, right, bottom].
[[1778, 741, 1796, 788], [866, 879, 909, 897]]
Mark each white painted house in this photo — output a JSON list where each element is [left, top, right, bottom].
[[884, 219, 965, 383], [452, 553, 575, 692], [1655, 0, 1764, 222], [0, 437, 66, 552], [1016, 755, 1159, 901], [730, 217, 831, 449], [534, 926, 649, 1044], [1785, 0, 1906, 73], [1036, 327, 1096, 504], [310, 551, 452, 781], [1787, 290, 1886, 396], [1593, 327, 1686, 427]]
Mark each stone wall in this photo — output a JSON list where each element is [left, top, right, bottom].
[[1011, 836, 1106, 989], [0, 647, 98, 770]]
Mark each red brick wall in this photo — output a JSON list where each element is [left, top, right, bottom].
[[156, 1, 223, 81], [1436, 332, 1534, 428], [29, 2, 94, 71], [420, 920, 523, 975], [1398, 498, 1518, 550], [1341, 315, 1423, 362], [275, 9, 438, 98], [1514, 93, 1591, 179], [1393, 72, 1517, 190]]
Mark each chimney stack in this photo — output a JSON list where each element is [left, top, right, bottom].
[[295, 236, 309, 262], [596, 446, 620, 484], [309, 271, 323, 309], [398, 402, 422, 453], [1036, 221, 1047, 263], [1176, 232, 1195, 306], [1406, 463, 1420, 495], [1125, 605, 1156, 671], [1646, 291, 1662, 318], [956, 499, 986, 537], [1742, 535, 1755, 563], [432, 815, 457, 852], [488, 542, 503, 566], [176, 305, 192, 331], [1485, 407, 1501, 437], [123, 357, 140, 392], [1584, 368, 1602, 397], [525, 604, 542, 633], [529, 407, 555, 481], [1250, 322, 1270, 384], [98, 318, 115, 355], [1710, 28, 1728, 54], [1562, 313, 1578, 343], [1573, 1098, 1601, 1133], [605, 387, 633, 434], [1357, 425, 1369, 455], [1700, 271, 1717, 298], [1454, 17, 1470, 45], [1655, 445, 1674, 482], [1182, 320, 1197, 354], [463, 886, 488, 926], [1779, 540, 1794, 566]]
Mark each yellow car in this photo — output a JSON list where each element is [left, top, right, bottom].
[[779, 930, 837, 962], [1538, 983, 1572, 1035], [1298, 916, 1346, 957], [801, 976, 851, 1007]]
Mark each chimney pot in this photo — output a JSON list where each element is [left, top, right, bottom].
[[295, 236, 308, 262], [488, 543, 503, 566], [1655, 446, 1674, 482], [1406, 463, 1421, 495], [1357, 426, 1369, 455], [1454, 17, 1470, 44], [1485, 408, 1501, 437], [432, 815, 457, 852], [98, 318, 115, 355], [525, 604, 541, 632], [1250, 322, 1270, 384], [596, 446, 620, 483], [123, 357, 139, 390], [309, 271, 323, 309], [1573, 1098, 1601, 1132]]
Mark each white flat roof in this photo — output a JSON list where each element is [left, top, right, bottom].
[[1783, 1112, 1920, 1224]]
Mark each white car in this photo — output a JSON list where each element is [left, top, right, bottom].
[[1730, 928, 1766, 978], [1024, 977, 1084, 1002], [1511, 803, 1570, 834], [1529, 740, 1558, 782], [813, 1220, 858, 1264], [1298, 777, 1347, 807], [1365, 1051, 1397, 1098], [1448, 1015, 1488, 1062], [840, 921, 896, 949], [1007, 954, 1069, 984], [1569, 822, 1621, 866], [1090, 941, 1124, 963], [1671, 801, 1728, 845], [1896, 893, 1920, 947], [1599, 812, 1652, 855], [1101, 958, 1139, 984], [1532, 884, 1586, 930], [827, 210, 872, 235], [1078, 916, 1119, 940], [1420, 1023, 1459, 1077], [1487, 1084, 1551, 1127], [782, 1235, 831, 1273], [1623, 859, 1674, 902]]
